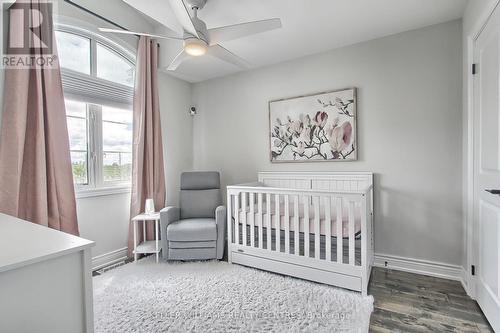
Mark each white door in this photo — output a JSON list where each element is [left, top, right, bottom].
[[473, 4, 500, 332]]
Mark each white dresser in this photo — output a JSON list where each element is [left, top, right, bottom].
[[0, 213, 95, 333]]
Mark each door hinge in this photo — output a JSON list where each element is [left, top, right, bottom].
[[472, 63, 478, 75], [471, 265, 476, 276]]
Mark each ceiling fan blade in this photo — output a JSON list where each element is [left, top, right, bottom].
[[99, 28, 183, 40], [167, 50, 190, 71], [207, 44, 250, 69], [208, 18, 281, 45], [168, 0, 199, 38]]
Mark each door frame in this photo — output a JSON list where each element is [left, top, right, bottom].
[[465, 0, 500, 299]]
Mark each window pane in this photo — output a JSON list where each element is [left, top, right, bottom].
[[103, 152, 132, 182], [65, 99, 88, 185], [103, 121, 132, 152], [96, 43, 135, 87], [102, 106, 132, 183], [65, 99, 86, 118], [67, 116, 87, 151], [55, 31, 91, 75], [102, 105, 133, 123], [71, 151, 88, 185]]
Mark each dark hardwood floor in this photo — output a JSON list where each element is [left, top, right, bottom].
[[369, 268, 493, 332]]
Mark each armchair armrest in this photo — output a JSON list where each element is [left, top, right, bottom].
[[160, 206, 180, 227], [215, 205, 226, 259], [160, 206, 180, 259]]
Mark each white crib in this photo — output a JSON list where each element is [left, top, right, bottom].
[[226, 171, 374, 295]]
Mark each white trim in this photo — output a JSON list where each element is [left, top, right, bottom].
[[464, 0, 500, 299], [460, 266, 468, 294], [465, 31, 476, 298], [91, 247, 128, 271], [76, 186, 131, 199], [373, 253, 463, 282]]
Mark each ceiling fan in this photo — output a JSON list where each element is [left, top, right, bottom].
[[99, 0, 282, 71]]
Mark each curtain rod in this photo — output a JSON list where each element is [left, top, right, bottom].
[[62, 0, 139, 38]]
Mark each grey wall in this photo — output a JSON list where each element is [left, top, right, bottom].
[[158, 72, 193, 207], [192, 20, 463, 266]]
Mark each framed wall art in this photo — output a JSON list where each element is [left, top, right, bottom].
[[269, 87, 357, 162]]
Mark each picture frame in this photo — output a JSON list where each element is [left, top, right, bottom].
[[269, 87, 357, 162]]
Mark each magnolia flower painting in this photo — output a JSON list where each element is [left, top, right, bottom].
[[269, 88, 357, 162]]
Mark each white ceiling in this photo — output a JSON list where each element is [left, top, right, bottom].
[[123, 0, 467, 83]]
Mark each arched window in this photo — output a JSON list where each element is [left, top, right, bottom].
[[55, 24, 135, 195]]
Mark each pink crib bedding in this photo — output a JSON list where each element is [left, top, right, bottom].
[[236, 201, 361, 238]]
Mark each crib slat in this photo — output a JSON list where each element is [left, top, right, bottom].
[[361, 195, 368, 269], [325, 196, 332, 261], [314, 196, 320, 259], [258, 193, 263, 249], [228, 193, 233, 246], [284, 195, 290, 254], [294, 195, 299, 255], [235, 193, 240, 245], [266, 193, 271, 250], [349, 200, 355, 265], [275, 194, 280, 252], [304, 195, 309, 258], [336, 197, 343, 264], [250, 192, 255, 247], [242, 192, 247, 246]]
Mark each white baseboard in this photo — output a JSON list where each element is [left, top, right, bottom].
[[460, 266, 473, 297], [373, 253, 464, 283], [92, 247, 128, 271]]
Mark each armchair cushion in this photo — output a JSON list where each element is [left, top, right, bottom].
[[180, 189, 221, 219], [181, 171, 220, 190], [166, 218, 217, 241], [169, 241, 216, 249]]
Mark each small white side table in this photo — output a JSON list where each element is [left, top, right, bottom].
[[132, 212, 161, 263]]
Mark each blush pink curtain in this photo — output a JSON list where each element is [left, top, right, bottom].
[[128, 37, 166, 256], [0, 1, 79, 235]]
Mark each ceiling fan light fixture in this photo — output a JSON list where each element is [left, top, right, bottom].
[[184, 38, 208, 56]]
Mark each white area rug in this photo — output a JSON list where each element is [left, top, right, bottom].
[[94, 258, 373, 332]]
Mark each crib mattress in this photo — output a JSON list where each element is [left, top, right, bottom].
[[236, 201, 361, 238]]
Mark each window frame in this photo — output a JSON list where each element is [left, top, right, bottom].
[[55, 23, 135, 79], [66, 101, 90, 186], [55, 22, 136, 197]]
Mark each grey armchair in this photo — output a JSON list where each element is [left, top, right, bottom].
[[160, 171, 226, 260]]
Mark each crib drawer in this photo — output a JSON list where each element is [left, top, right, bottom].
[[231, 251, 363, 293]]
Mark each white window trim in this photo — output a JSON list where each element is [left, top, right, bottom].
[[76, 185, 131, 199], [56, 22, 135, 197]]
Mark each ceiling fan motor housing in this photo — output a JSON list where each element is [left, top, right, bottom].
[[186, 15, 209, 42], [186, 0, 207, 10]]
